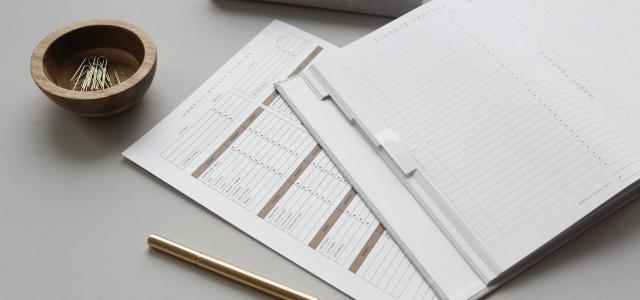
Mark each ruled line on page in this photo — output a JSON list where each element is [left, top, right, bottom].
[[338, 4, 640, 247]]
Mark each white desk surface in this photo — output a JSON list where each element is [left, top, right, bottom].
[[1, 0, 639, 299]]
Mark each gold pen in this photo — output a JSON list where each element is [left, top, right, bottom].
[[147, 234, 318, 300]]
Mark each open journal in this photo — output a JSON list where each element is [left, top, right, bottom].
[[124, 21, 438, 300], [277, 0, 640, 298]]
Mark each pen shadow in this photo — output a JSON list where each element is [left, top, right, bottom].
[[210, 0, 391, 33], [42, 89, 159, 162], [146, 248, 274, 299], [492, 195, 640, 296]]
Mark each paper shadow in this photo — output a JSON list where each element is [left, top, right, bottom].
[[496, 197, 640, 294], [210, 0, 391, 31]]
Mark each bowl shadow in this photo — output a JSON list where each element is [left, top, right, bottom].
[[43, 88, 158, 161]]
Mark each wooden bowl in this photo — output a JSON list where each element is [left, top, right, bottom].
[[30, 20, 157, 117]]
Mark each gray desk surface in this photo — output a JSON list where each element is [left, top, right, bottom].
[[2, 0, 639, 299]]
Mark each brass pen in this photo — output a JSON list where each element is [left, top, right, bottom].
[[147, 234, 317, 300]]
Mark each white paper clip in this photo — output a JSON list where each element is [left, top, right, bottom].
[[302, 69, 330, 100], [375, 128, 418, 176]]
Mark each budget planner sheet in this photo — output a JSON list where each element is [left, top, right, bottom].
[[123, 21, 437, 300], [283, 0, 640, 280]]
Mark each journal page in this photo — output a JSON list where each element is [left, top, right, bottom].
[[277, 74, 488, 299], [124, 21, 438, 300], [314, 0, 640, 272]]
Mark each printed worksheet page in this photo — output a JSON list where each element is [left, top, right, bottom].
[[312, 0, 640, 272], [124, 21, 437, 300]]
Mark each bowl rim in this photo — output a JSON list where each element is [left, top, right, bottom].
[[30, 19, 157, 101]]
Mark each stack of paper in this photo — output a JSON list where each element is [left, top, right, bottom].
[[125, 21, 437, 300], [277, 0, 640, 298], [126, 0, 640, 299]]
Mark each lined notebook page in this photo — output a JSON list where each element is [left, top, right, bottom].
[[322, 0, 640, 268]]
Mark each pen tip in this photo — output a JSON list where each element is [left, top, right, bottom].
[[147, 234, 158, 246]]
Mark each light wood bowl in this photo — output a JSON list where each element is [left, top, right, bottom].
[[30, 20, 157, 117]]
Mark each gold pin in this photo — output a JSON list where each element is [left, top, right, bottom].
[[70, 56, 120, 91]]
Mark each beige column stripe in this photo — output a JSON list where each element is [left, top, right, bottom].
[[194, 46, 324, 178], [348, 223, 385, 273], [288, 46, 323, 78], [263, 46, 323, 106], [262, 91, 281, 107], [257, 144, 322, 218], [308, 188, 357, 249], [192, 107, 265, 178]]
